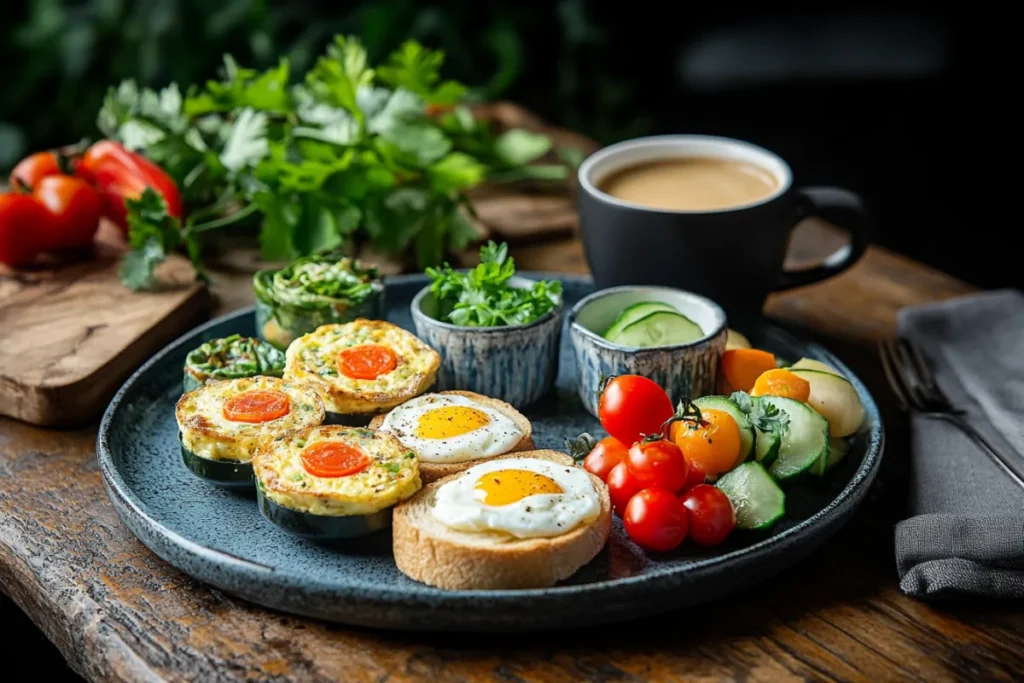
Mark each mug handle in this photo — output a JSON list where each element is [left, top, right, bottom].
[[775, 186, 870, 291]]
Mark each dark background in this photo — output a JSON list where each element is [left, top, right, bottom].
[[1, 1, 978, 287], [0, 1, 973, 678]]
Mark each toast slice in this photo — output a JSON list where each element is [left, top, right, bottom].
[[369, 390, 535, 483], [392, 450, 612, 590]]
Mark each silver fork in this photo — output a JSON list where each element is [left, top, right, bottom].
[[878, 337, 1024, 488]]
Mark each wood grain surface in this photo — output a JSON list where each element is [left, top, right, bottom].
[[0, 224, 210, 427], [1, 106, 1016, 683]]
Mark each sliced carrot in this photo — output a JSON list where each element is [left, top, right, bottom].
[[750, 368, 811, 402], [719, 348, 777, 393]]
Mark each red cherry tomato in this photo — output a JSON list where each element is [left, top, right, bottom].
[[680, 462, 707, 493], [0, 193, 49, 268], [623, 488, 689, 552], [680, 484, 736, 546], [598, 375, 674, 446], [582, 436, 629, 481], [33, 175, 102, 250], [627, 438, 690, 492], [606, 462, 644, 517]]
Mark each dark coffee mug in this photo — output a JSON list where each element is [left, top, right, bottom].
[[577, 135, 869, 323]]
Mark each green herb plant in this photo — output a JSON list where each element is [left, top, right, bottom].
[[99, 36, 569, 290], [425, 241, 562, 327]]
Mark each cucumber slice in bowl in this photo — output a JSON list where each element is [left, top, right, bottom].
[[716, 462, 786, 530], [602, 301, 678, 339], [610, 311, 704, 347], [694, 395, 754, 462], [757, 395, 830, 481], [789, 369, 865, 438]]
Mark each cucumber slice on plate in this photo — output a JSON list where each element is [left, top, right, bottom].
[[716, 462, 786, 530], [789, 369, 865, 438], [824, 437, 850, 472], [603, 301, 678, 340], [694, 395, 754, 462], [757, 395, 830, 481], [610, 311, 704, 347], [754, 426, 782, 467]]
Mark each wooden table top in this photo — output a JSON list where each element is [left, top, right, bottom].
[[0, 100, 1017, 680], [6, 225, 1023, 682]]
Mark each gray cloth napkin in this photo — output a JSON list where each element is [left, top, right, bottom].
[[895, 288, 1024, 599]]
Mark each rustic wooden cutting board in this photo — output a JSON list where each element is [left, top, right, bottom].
[[0, 224, 210, 427]]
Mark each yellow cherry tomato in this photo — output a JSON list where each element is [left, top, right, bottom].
[[750, 368, 811, 402], [669, 408, 742, 475]]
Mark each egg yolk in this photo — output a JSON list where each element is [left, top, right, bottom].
[[415, 406, 491, 439], [474, 469, 563, 506]]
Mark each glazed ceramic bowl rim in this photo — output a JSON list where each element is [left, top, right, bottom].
[[569, 285, 727, 351], [410, 273, 564, 335]]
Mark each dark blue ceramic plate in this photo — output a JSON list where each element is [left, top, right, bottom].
[[97, 274, 884, 632]]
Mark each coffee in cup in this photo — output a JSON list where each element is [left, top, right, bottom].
[[577, 135, 870, 323]]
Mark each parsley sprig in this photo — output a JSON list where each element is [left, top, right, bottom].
[[730, 390, 790, 435], [425, 241, 562, 327], [99, 36, 572, 290]]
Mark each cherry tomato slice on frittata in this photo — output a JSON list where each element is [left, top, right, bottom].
[[301, 441, 370, 478], [337, 344, 398, 380], [221, 390, 291, 423]]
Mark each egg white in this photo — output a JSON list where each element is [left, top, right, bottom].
[[377, 394, 524, 463], [430, 458, 601, 539]]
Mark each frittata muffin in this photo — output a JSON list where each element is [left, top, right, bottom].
[[175, 376, 325, 487], [253, 425, 422, 539], [283, 319, 440, 416]]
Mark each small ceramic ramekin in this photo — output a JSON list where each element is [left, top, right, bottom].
[[569, 285, 727, 417], [411, 276, 563, 409]]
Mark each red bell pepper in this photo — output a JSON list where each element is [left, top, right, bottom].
[[75, 140, 182, 233]]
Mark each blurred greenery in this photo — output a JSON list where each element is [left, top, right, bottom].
[[1, 0, 651, 170]]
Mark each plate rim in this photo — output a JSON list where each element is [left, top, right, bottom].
[[97, 273, 885, 605]]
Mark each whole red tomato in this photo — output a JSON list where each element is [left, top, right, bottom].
[[598, 375, 674, 446], [9, 151, 62, 191], [606, 462, 643, 517], [627, 438, 690, 492], [582, 436, 629, 481], [0, 194, 49, 267], [680, 484, 736, 546], [33, 176, 102, 250], [623, 488, 689, 552]]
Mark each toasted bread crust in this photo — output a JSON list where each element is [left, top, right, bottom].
[[368, 390, 535, 483], [391, 450, 611, 590]]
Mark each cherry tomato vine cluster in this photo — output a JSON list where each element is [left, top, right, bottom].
[[571, 375, 738, 553]]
